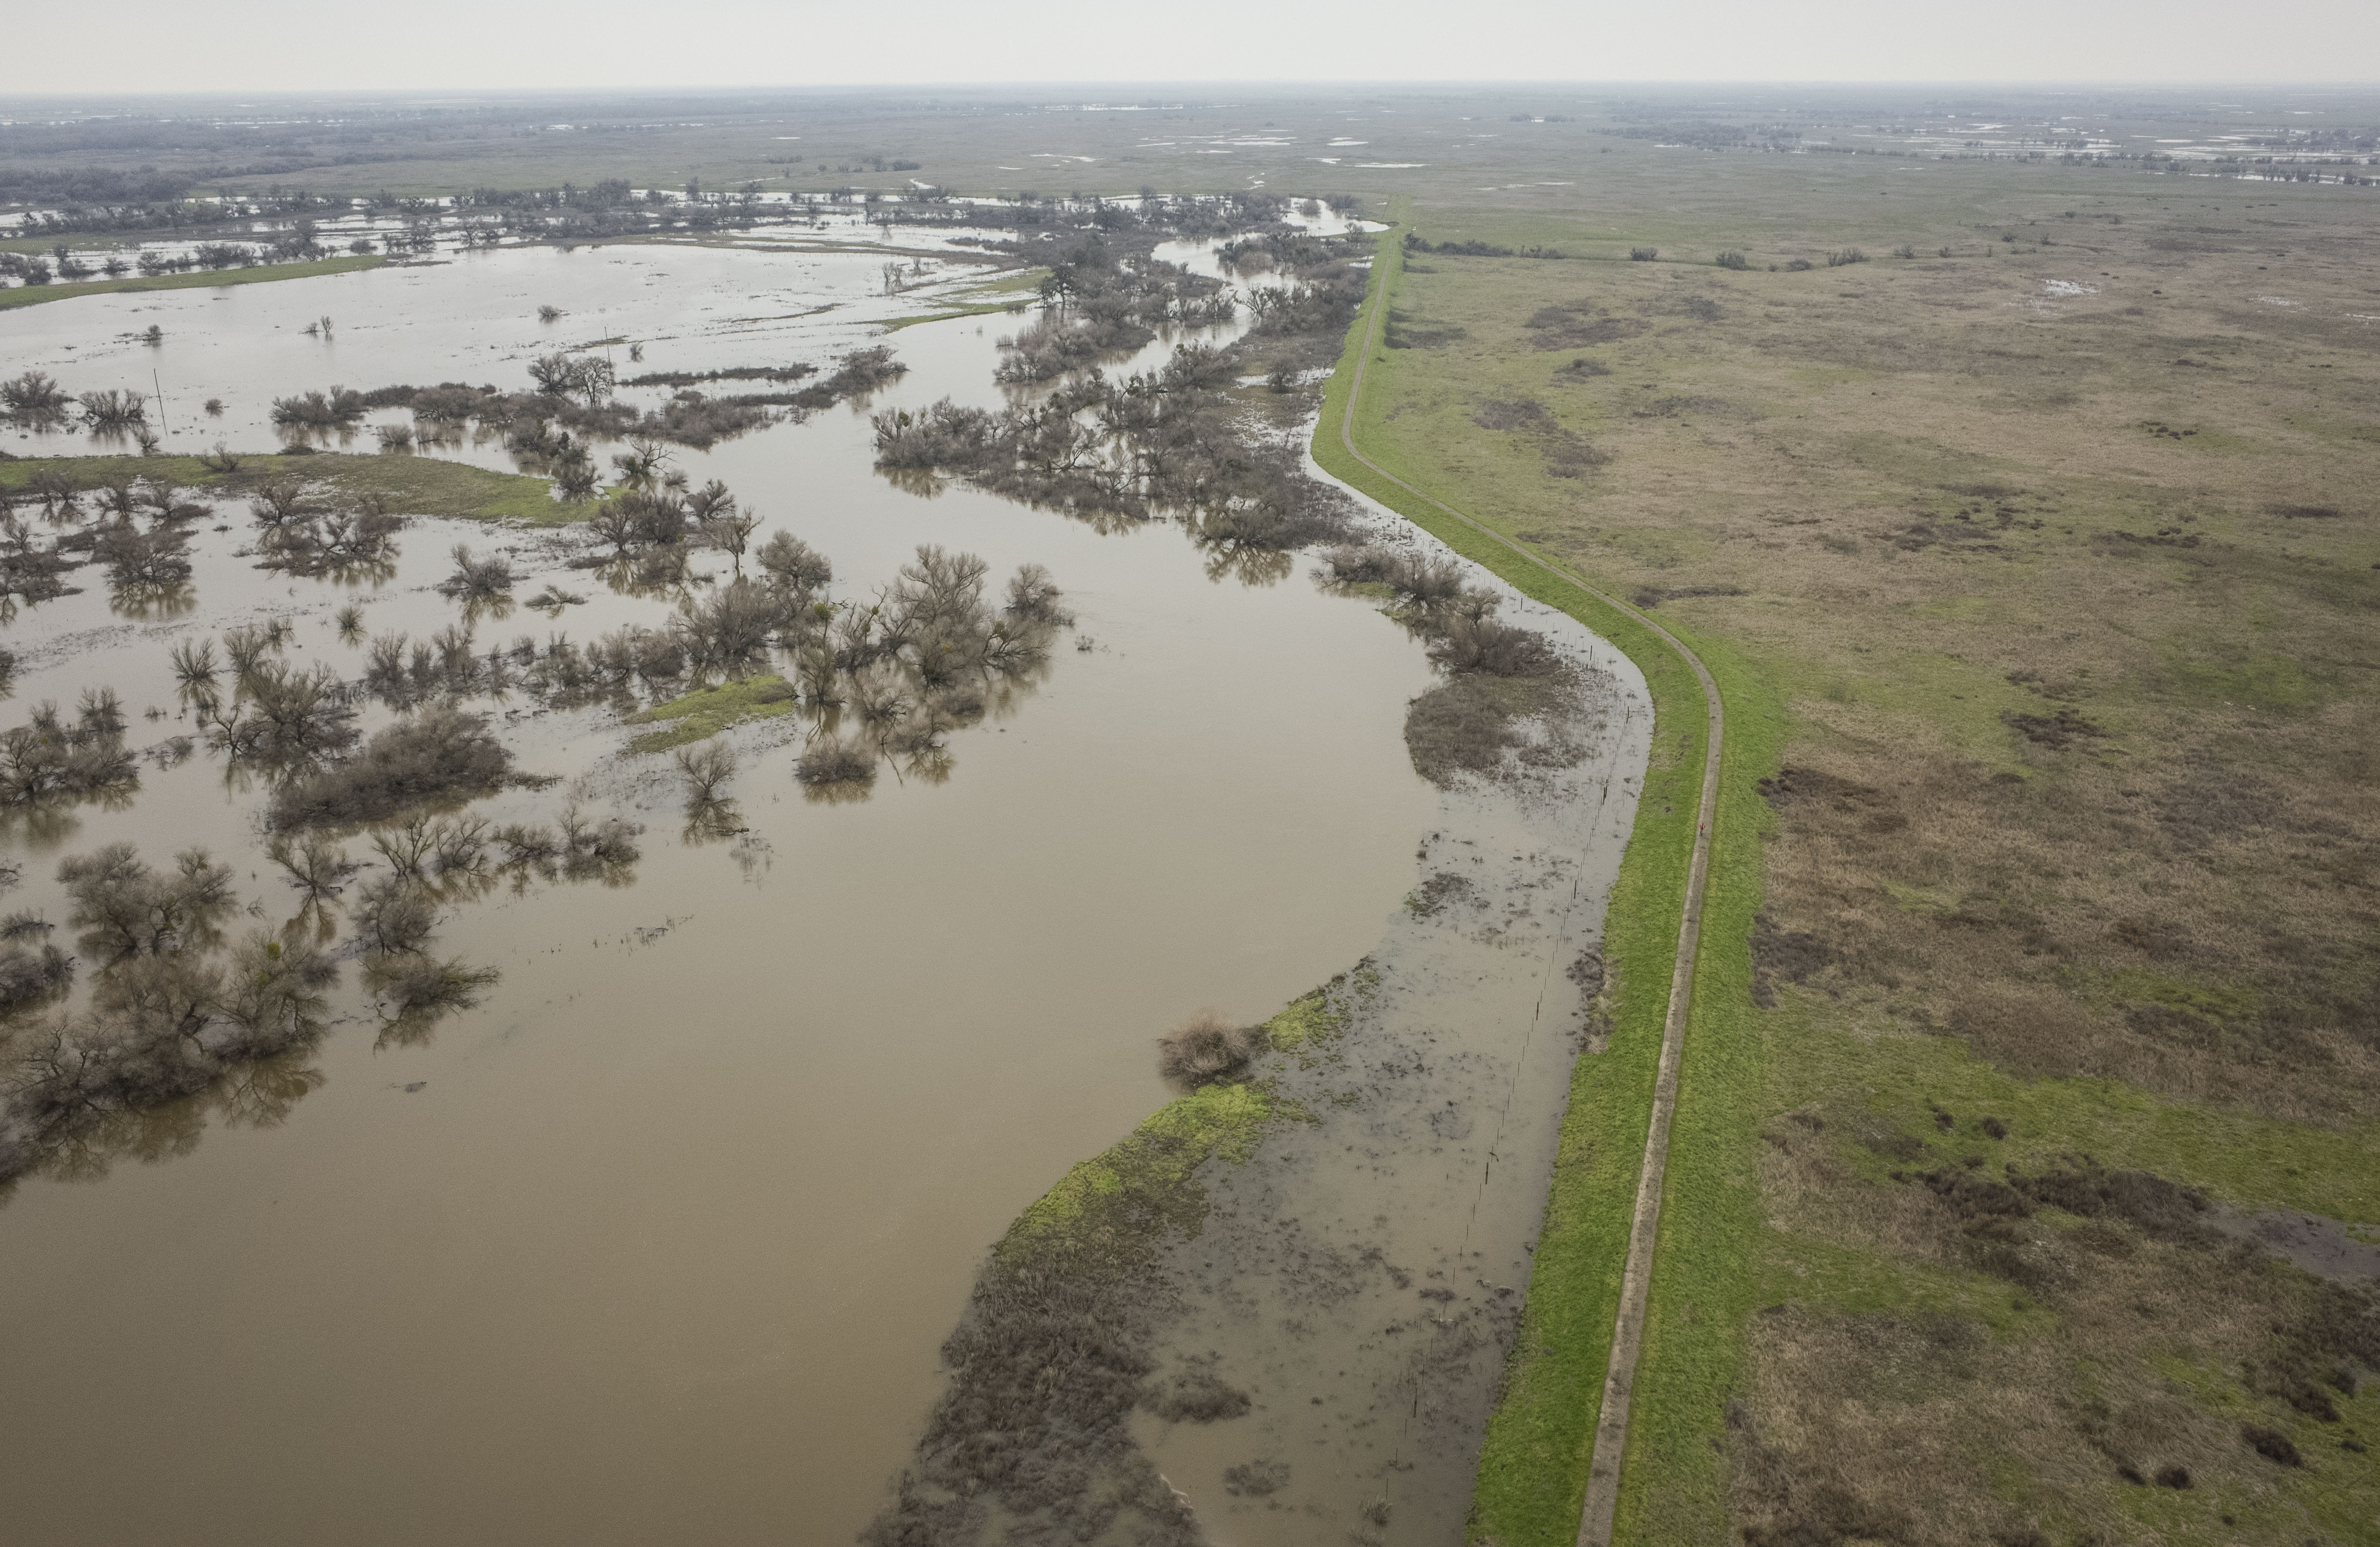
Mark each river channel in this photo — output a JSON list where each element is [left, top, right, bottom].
[[0, 211, 1645, 1545]]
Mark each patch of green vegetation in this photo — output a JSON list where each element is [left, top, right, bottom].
[[1769, 1004, 2380, 1224], [300, 453, 564, 524], [0, 254, 386, 310], [2156, 643, 2318, 711], [1000, 1077, 1275, 1265], [1760, 1233, 2056, 1339], [1612, 635, 1778, 1547], [623, 673, 799, 752], [1261, 988, 1343, 1052], [0, 452, 558, 525]]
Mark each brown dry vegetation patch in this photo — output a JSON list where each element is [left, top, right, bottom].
[[1371, 170, 2380, 1540]]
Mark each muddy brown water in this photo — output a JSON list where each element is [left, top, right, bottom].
[[0, 219, 1646, 1546]]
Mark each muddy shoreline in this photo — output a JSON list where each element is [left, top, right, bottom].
[[865, 483, 1651, 1545]]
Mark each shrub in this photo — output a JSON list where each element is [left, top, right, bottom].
[[268, 833, 355, 898], [674, 741, 737, 803], [0, 940, 73, 1011], [1629, 247, 1659, 261], [366, 952, 499, 1024], [1156, 1010, 1265, 1085], [2242, 1425, 2302, 1467], [1426, 615, 1557, 677], [1143, 1369, 1252, 1422], [267, 706, 513, 829], [436, 545, 515, 599], [1826, 248, 1869, 267], [1002, 563, 1068, 624], [795, 736, 875, 790], [79, 389, 149, 428], [1715, 250, 1750, 270], [1, 371, 72, 420], [349, 874, 438, 955]]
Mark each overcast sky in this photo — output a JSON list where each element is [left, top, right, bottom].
[[15, 0, 2380, 94]]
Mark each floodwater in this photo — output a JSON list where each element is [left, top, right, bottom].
[[0, 232, 1459, 1544]]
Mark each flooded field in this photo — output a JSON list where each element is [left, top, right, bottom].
[[0, 209, 1644, 1546]]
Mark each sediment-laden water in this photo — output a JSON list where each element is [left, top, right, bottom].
[[0, 205, 1647, 1547]]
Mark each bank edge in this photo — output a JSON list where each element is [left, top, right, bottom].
[[1312, 204, 1781, 1547]]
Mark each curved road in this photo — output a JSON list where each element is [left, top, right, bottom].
[[1333, 243, 1727, 1547]]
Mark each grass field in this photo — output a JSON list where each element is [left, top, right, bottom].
[[0, 254, 386, 310], [0, 450, 559, 523], [1323, 114, 2380, 1547]]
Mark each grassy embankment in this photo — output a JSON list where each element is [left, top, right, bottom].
[[0, 254, 386, 310], [1314, 204, 1774, 1547], [0, 450, 558, 524], [1337, 159, 2380, 1547]]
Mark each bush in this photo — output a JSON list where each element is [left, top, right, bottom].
[[267, 707, 513, 829], [1155, 1010, 1264, 1085], [1, 371, 72, 420], [436, 544, 515, 599], [1629, 247, 1659, 262], [1715, 250, 1750, 270], [1826, 248, 1869, 267], [1426, 615, 1557, 677], [795, 736, 875, 789], [674, 741, 737, 803], [349, 874, 438, 955], [0, 940, 73, 1011], [2241, 1424, 2303, 1467], [1142, 1368, 1252, 1422]]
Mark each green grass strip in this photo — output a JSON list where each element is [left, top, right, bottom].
[[0, 254, 388, 311], [0, 450, 559, 525], [1313, 207, 1778, 1546], [623, 673, 800, 752]]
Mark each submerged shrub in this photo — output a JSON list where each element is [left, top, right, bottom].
[[1426, 615, 1557, 678], [674, 741, 737, 804], [366, 951, 500, 1024], [268, 833, 356, 899], [1156, 1010, 1265, 1086], [795, 736, 875, 790], [437, 544, 515, 600], [1143, 1368, 1252, 1423], [0, 699, 139, 808], [1, 371, 73, 421], [348, 874, 438, 956], [0, 939, 74, 1012], [267, 706, 513, 830]]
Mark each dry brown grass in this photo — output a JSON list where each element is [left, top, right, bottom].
[[1370, 164, 2380, 1544]]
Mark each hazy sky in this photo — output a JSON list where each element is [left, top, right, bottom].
[[17, 0, 2380, 94]]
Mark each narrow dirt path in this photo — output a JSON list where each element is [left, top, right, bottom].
[[1333, 239, 1728, 1547]]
